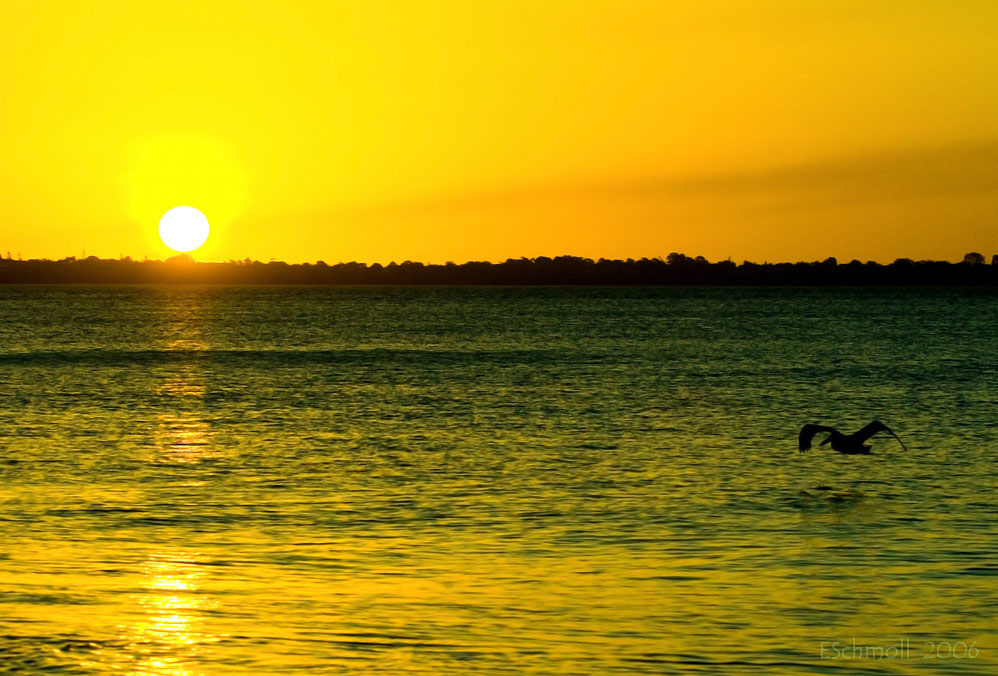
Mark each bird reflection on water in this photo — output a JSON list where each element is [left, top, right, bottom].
[[792, 485, 869, 512]]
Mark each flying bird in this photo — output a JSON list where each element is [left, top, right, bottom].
[[798, 420, 909, 454]]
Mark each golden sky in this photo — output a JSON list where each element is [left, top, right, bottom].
[[1, 0, 996, 263]]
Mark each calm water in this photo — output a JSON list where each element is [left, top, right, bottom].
[[0, 286, 995, 675]]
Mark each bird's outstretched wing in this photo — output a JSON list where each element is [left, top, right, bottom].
[[855, 420, 909, 451], [799, 424, 837, 453]]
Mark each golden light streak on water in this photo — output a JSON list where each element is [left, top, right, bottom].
[[153, 413, 214, 465], [155, 377, 208, 399], [117, 551, 220, 676], [117, 293, 220, 674], [152, 294, 215, 466]]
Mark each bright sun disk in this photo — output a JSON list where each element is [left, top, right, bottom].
[[159, 206, 209, 252]]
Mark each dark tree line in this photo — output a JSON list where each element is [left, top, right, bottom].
[[0, 252, 994, 285]]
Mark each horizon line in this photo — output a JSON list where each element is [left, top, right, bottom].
[[1, 252, 994, 267]]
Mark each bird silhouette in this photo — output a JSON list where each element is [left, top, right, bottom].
[[798, 420, 908, 454]]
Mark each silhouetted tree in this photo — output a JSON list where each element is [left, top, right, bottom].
[[0, 253, 992, 285]]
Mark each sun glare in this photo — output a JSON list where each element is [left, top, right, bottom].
[[159, 206, 210, 253]]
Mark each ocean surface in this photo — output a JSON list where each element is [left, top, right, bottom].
[[0, 285, 995, 675]]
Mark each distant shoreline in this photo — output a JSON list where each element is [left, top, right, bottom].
[[0, 254, 994, 285]]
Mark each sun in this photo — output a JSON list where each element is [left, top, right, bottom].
[[159, 206, 210, 253]]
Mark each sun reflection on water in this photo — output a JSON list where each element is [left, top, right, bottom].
[[153, 411, 216, 465], [116, 551, 221, 676], [151, 311, 216, 465], [117, 292, 221, 674], [155, 376, 207, 399]]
